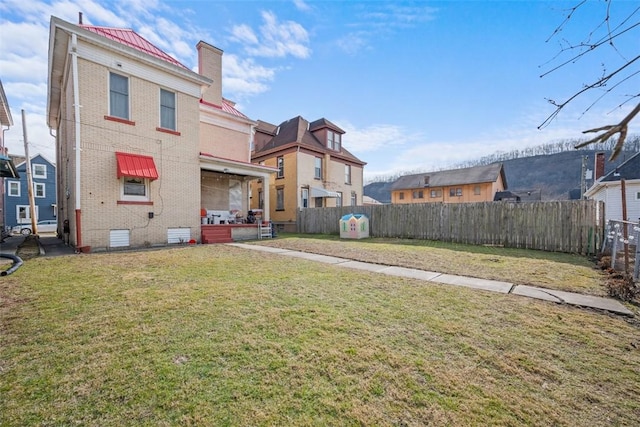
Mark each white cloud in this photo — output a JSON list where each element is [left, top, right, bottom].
[[3, 82, 48, 108], [293, 0, 311, 12], [336, 3, 438, 55], [3, 111, 56, 162], [335, 32, 371, 55], [222, 54, 276, 98], [0, 21, 49, 57], [336, 121, 422, 154], [230, 10, 310, 59], [0, 54, 48, 84], [230, 24, 259, 45]]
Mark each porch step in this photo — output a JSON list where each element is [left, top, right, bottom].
[[201, 226, 233, 244]]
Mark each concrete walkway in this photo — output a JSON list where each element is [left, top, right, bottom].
[[229, 243, 635, 317]]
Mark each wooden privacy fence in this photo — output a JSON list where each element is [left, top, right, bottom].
[[297, 200, 604, 254]]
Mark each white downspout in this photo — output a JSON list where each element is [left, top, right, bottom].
[[70, 33, 83, 247]]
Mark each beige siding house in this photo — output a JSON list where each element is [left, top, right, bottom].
[[47, 16, 274, 250], [251, 116, 366, 232], [390, 163, 507, 204]]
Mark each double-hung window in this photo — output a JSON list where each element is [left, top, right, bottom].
[[276, 187, 284, 210], [121, 177, 149, 202], [33, 164, 46, 178], [327, 131, 341, 151], [314, 157, 322, 179], [336, 192, 343, 207], [277, 156, 284, 178], [301, 188, 309, 208], [34, 183, 45, 198], [109, 72, 129, 120], [351, 191, 357, 206], [8, 181, 19, 197], [160, 88, 176, 130], [345, 164, 351, 184]]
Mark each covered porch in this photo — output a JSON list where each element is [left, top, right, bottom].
[[199, 152, 276, 243]]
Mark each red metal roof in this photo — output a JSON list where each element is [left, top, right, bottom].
[[116, 152, 159, 180], [82, 25, 187, 69], [200, 98, 250, 120]]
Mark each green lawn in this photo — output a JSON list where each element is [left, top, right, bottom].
[[1, 244, 639, 426], [253, 234, 612, 296]]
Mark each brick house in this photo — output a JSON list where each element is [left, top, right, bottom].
[[390, 163, 507, 204], [47, 16, 274, 250], [251, 116, 366, 232]]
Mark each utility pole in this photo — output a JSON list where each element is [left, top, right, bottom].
[[580, 155, 588, 199], [22, 110, 37, 235]]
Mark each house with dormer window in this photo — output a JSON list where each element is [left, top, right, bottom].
[[251, 116, 366, 232], [47, 16, 274, 250]]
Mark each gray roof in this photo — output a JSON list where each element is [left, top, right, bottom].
[[599, 151, 640, 182], [391, 163, 506, 190]]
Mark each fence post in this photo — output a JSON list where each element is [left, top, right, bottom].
[[611, 223, 620, 270], [634, 219, 640, 282]]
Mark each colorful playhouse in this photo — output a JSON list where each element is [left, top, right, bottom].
[[340, 213, 370, 239]]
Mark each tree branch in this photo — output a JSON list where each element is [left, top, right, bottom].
[[574, 102, 640, 160], [538, 54, 640, 130]]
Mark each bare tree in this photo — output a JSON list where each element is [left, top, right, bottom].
[[539, 1, 640, 160]]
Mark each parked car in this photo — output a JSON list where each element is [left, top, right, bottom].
[[11, 220, 58, 235]]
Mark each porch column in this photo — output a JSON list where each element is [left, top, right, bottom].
[[262, 174, 271, 222]]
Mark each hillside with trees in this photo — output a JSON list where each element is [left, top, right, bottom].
[[364, 137, 640, 203]]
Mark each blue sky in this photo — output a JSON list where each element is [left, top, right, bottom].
[[1, 0, 638, 181]]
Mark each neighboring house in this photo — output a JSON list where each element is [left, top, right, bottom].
[[390, 163, 507, 204], [584, 151, 640, 223], [494, 188, 541, 202], [0, 79, 15, 232], [3, 154, 57, 229], [47, 16, 274, 250], [251, 116, 366, 232], [363, 195, 383, 205]]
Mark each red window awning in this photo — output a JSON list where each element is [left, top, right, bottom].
[[116, 152, 159, 180]]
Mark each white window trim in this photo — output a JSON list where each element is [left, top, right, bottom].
[[33, 164, 47, 178], [34, 182, 46, 198], [120, 177, 150, 202], [8, 180, 20, 197], [17, 205, 38, 224], [276, 156, 284, 179]]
